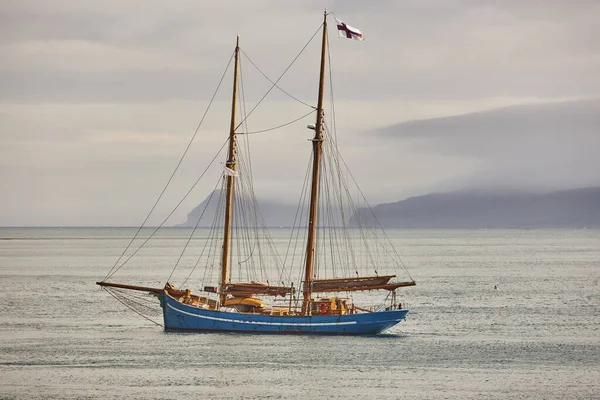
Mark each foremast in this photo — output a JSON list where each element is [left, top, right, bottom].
[[220, 36, 240, 306], [302, 11, 328, 315]]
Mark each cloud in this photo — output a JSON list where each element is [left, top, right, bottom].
[[375, 99, 600, 192], [1, 1, 599, 225], [2, 1, 599, 103]]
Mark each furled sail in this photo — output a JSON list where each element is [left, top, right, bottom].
[[309, 275, 416, 293], [226, 282, 294, 297]]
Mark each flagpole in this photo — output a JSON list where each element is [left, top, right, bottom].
[[302, 10, 328, 316]]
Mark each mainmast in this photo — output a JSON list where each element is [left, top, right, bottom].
[[302, 11, 328, 315], [220, 36, 240, 306]]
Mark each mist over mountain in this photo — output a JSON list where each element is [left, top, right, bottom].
[[351, 187, 600, 229], [179, 100, 600, 229], [376, 98, 600, 193], [177, 190, 298, 228], [181, 187, 600, 229]]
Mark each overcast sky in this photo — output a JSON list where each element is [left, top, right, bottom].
[[1, 0, 599, 226]]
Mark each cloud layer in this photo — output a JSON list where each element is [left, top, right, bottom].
[[1, 0, 599, 225]]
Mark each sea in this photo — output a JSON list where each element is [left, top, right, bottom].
[[0, 227, 598, 399]]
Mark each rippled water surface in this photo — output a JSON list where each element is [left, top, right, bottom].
[[1, 228, 599, 399]]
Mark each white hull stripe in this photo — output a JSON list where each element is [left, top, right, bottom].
[[166, 303, 357, 326]]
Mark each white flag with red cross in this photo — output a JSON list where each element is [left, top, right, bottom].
[[335, 17, 364, 41]]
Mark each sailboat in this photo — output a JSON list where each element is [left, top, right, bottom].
[[97, 11, 416, 335]]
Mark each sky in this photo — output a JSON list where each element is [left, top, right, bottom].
[[1, 0, 599, 226]]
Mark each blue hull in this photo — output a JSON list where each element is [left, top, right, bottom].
[[162, 293, 409, 335]]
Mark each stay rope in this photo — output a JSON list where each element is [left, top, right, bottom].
[[102, 287, 163, 327], [237, 109, 316, 135], [234, 23, 322, 131], [104, 137, 229, 281], [103, 51, 235, 282], [239, 49, 315, 109]]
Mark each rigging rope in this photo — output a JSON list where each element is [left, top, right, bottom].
[[197, 187, 227, 290], [237, 109, 316, 135], [105, 137, 230, 280], [103, 288, 163, 327], [326, 31, 339, 147], [280, 24, 414, 286], [166, 175, 224, 285], [179, 185, 220, 288], [323, 120, 414, 281], [234, 23, 323, 131], [240, 49, 315, 109], [103, 51, 235, 282]]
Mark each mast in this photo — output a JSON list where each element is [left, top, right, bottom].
[[220, 35, 240, 306], [302, 11, 328, 315]]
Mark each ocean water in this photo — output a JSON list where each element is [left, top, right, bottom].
[[0, 227, 599, 399]]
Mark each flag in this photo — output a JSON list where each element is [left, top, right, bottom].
[[224, 167, 239, 177], [335, 17, 364, 41]]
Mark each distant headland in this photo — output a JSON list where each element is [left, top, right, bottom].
[[178, 187, 600, 229]]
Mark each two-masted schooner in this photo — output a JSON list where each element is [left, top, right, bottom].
[[97, 11, 415, 335]]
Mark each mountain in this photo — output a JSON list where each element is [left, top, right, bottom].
[[181, 187, 600, 229], [351, 187, 600, 228], [177, 190, 298, 228]]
